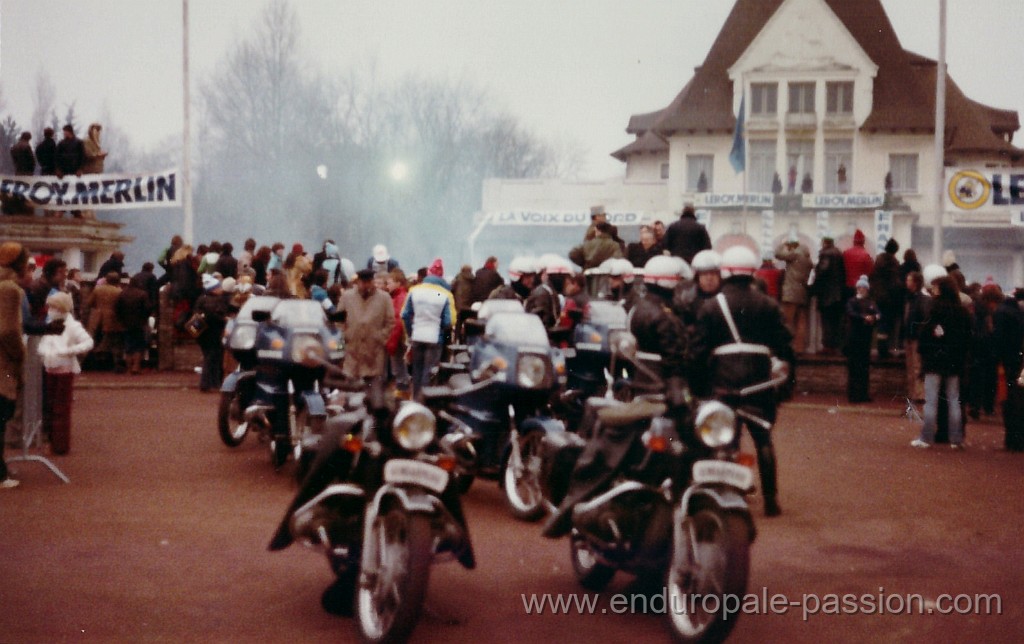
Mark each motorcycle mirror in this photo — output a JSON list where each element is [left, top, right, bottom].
[[251, 309, 271, 323]]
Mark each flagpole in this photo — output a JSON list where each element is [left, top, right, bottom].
[[741, 76, 748, 235], [182, 0, 194, 245], [932, 0, 946, 264]]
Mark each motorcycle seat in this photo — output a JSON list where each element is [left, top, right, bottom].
[[596, 399, 667, 427]]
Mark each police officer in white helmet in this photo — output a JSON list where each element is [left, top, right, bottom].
[[682, 249, 723, 327], [691, 245, 794, 517], [628, 255, 694, 398], [488, 256, 538, 302]]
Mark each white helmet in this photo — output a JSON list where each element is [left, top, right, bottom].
[[538, 253, 575, 275], [720, 245, 759, 279], [598, 257, 634, 278], [691, 249, 722, 274], [610, 258, 636, 283], [922, 263, 948, 286], [643, 255, 692, 289], [508, 256, 538, 280]]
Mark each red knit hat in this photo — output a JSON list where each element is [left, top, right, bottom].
[[853, 229, 865, 245], [292, 243, 304, 255], [428, 258, 444, 277]]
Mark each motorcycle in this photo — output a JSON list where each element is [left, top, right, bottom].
[[434, 299, 566, 521], [217, 297, 345, 471], [553, 298, 631, 433], [217, 295, 279, 446], [269, 376, 476, 644], [541, 332, 762, 643]]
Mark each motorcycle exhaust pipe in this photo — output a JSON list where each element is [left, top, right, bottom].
[[244, 404, 274, 430]]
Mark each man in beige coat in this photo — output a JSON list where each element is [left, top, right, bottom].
[[775, 240, 813, 354], [338, 269, 394, 380], [86, 271, 126, 371]]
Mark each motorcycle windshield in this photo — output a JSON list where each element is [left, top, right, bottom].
[[271, 299, 328, 327], [485, 312, 550, 349], [237, 295, 280, 323], [585, 301, 628, 328]]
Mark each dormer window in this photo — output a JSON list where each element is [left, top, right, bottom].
[[826, 81, 854, 115], [788, 82, 815, 114], [751, 83, 778, 116]]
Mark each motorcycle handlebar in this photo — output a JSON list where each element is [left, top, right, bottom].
[[307, 354, 366, 392]]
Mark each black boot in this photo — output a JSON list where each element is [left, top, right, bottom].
[[757, 445, 781, 517]]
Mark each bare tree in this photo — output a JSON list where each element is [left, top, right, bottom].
[[31, 70, 57, 138]]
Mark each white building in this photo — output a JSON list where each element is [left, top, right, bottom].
[[479, 0, 1024, 287]]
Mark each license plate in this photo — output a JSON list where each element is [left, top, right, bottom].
[[692, 460, 754, 490], [383, 459, 449, 494]]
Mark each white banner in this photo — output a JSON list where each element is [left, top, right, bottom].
[[0, 169, 180, 211], [816, 211, 831, 242], [802, 193, 885, 209], [874, 210, 893, 254], [760, 210, 775, 258], [683, 192, 774, 209], [487, 210, 644, 226]]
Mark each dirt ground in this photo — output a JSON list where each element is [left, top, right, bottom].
[[0, 372, 1021, 643]]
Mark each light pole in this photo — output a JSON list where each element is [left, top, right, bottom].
[[182, 0, 193, 245], [932, 0, 947, 264]]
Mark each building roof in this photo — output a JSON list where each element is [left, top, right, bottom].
[[617, 0, 1022, 160], [610, 131, 669, 161]]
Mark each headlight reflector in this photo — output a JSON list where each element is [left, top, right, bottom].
[[609, 330, 637, 359], [229, 325, 258, 351], [695, 401, 736, 448], [291, 334, 325, 367], [393, 402, 436, 452], [517, 353, 550, 388]]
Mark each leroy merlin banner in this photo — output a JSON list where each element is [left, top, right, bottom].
[[946, 168, 1024, 214], [0, 169, 180, 211]]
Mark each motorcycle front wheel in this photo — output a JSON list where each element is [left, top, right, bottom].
[[503, 431, 546, 522], [216, 391, 249, 447], [291, 404, 325, 483], [356, 508, 433, 643], [570, 530, 615, 591], [665, 509, 750, 643]]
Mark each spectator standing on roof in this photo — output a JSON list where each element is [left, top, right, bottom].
[[664, 203, 711, 264]]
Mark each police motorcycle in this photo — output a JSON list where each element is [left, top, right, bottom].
[[541, 255, 760, 643], [269, 374, 476, 644], [218, 296, 345, 470], [432, 297, 566, 521], [554, 258, 635, 432]]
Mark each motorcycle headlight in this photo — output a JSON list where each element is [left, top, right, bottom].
[[516, 353, 550, 389], [393, 402, 436, 452], [229, 325, 258, 351], [609, 330, 637, 359], [291, 334, 326, 367], [695, 401, 736, 448]]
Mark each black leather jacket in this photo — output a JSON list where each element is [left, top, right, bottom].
[[690, 276, 794, 402], [629, 284, 689, 388]]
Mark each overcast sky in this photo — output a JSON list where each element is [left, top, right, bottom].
[[1, 0, 1022, 180]]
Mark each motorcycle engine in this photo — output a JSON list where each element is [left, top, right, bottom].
[[572, 489, 670, 557]]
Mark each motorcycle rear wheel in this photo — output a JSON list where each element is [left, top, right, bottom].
[[356, 508, 433, 643], [666, 509, 750, 643], [216, 391, 249, 447], [570, 530, 615, 591], [503, 431, 546, 522]]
